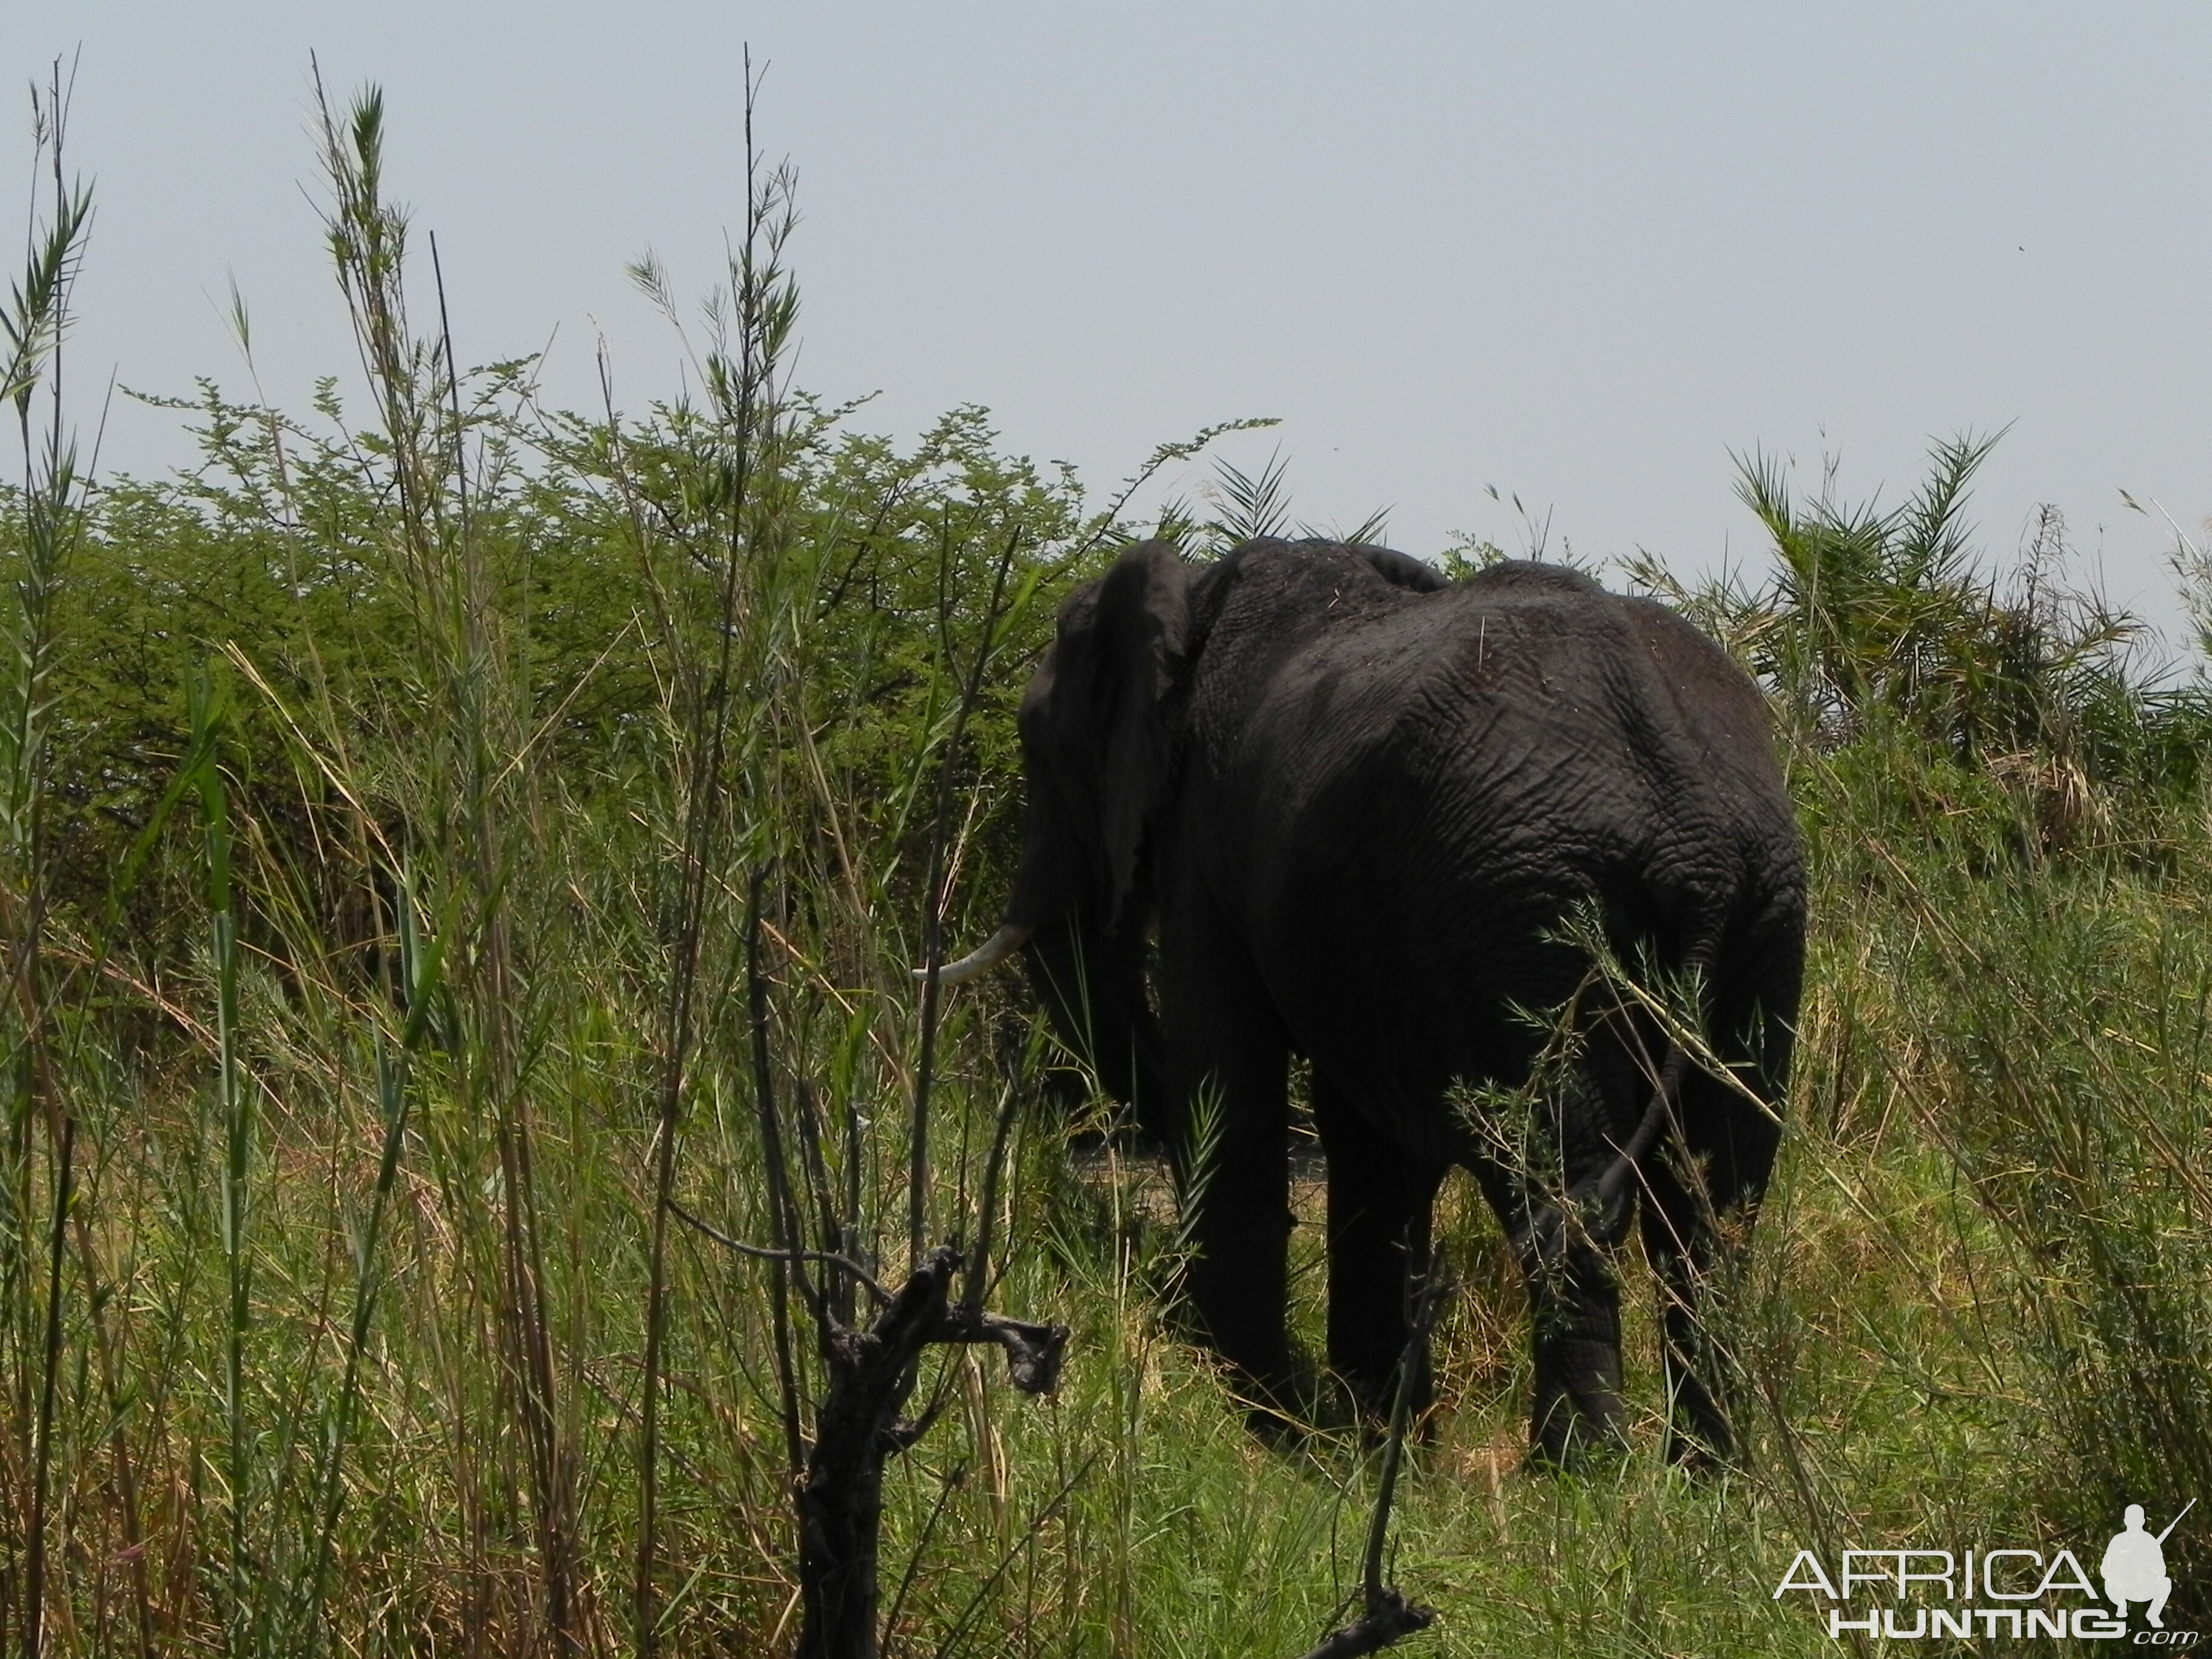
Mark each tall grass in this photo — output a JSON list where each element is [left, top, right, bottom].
[[1, 61, 113, 1659]]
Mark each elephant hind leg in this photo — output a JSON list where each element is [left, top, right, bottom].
[[1506, 1049, 1641, 1470], [1312, 1074, 1447, 1425], [1515, 1202, 1629, 1470], [1638, 1064, 1782, 1470]]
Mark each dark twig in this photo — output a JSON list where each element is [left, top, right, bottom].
[[749, 871, 809, 1480], [632, 52, 780, 1654], [1293, 1590, 1438, 1659], [927, 1448, 1101, 1659], [796, 1245, 1067, 1658], [962, 1080, 1025, 1318], [880, 1461, 965, 1642], [668, 1198, 894, 1309], [908, 521, 1025, 1262], [1295, 1272, 1447, 1659]]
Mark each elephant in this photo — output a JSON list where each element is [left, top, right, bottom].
[[935, 537, 1805, 1467]]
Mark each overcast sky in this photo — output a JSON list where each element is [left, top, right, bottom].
[[32, 4, 2212, 649]]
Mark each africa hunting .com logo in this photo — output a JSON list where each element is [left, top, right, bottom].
[[1774, 1501, 2199, 1643]]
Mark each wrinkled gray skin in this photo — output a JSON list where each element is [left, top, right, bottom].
[[1003, 537, 1804, 1466]]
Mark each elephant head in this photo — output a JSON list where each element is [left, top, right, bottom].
[[933, 541, 1187, 1136]]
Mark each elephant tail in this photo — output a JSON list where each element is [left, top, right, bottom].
[[1588, 927, 1721, 1240], [1590, 1047, 1688, 1235]]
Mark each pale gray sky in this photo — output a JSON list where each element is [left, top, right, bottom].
[[32, 4, 2212, 646]]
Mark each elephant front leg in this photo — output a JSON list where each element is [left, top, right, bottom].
[[1313, 1074, 1447, 1426], [1181, 1065, 1296, 1421], [1162, 913, 1297, 1424]]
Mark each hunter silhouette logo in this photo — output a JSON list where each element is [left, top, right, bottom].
[[1774, 1499, 2201, 1643], [2105, 1501, 2191, 1631]]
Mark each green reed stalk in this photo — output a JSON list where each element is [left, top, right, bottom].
[[629, 52, 806, 1652], [5, 63, 94, 1659], [296, 878, 446, 1649], [187, 671, 255, 1657], [313, 67, 580, 1649]]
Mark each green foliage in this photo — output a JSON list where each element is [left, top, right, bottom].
[[1629, 436, 2212, 868]]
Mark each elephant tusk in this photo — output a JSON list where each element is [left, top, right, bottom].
[[917, 923, 1035, 986]]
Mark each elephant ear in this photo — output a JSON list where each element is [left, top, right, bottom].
[[1087, 540, 1189, 928]]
